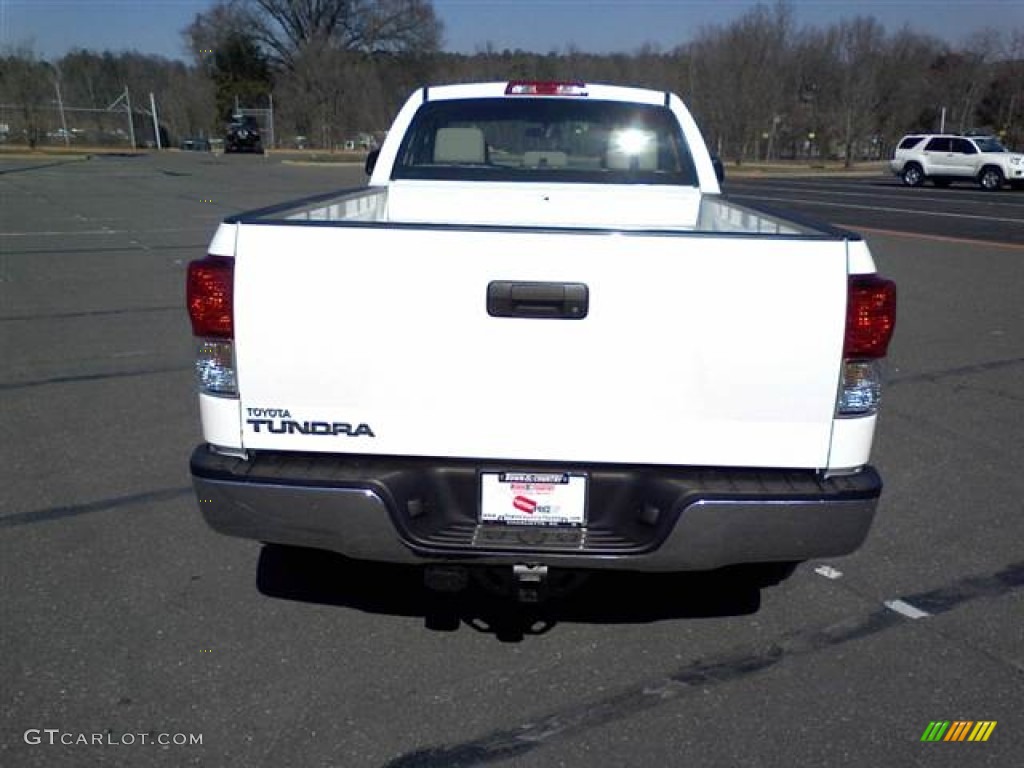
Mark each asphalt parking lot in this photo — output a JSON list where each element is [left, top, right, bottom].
[[1, 153, 1021, 767], [724, 172, 1024, 244]]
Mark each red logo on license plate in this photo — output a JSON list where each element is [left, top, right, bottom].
[[513, 496, 537, 514]]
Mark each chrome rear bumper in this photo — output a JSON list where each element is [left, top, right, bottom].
[[191, 446, 880, 572]]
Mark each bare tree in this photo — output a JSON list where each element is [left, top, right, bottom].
[[0, 46, 51, 148], [687, 2, 795, 163], [927, 29, 1001, 135], [184, 2, 272, 120], [1001, 30, 1024, 146], [238, 0, 442, 67], [185, 1, 252, 64], [831, 17, 888, 166], [5, 2, 1011, 156], [874, 28, 945, 150], [972, 28, 1024, 146], [186, 0, 442, 147]]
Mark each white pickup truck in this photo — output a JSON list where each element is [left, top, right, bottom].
[[188, 81, 896, 592]]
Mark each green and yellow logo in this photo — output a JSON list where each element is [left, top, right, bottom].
[[921, 721, 997, 742]]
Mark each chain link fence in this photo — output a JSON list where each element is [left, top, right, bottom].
[[0, 102, 163, 149]]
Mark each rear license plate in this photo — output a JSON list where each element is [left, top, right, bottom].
[[480, 472, 587, 527]]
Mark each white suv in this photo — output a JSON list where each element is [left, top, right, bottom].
[[890, 134, 1024, 190]]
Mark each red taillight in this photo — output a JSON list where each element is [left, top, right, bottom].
[[187, 255, 234, 338], [844, 274, 896, 358], [505, 81, 587, 96]]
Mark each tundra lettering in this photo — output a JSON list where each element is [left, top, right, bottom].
[[246, 419, 375, 437]]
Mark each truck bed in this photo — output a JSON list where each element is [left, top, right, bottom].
[[200, 188, 873, 471], [238, 182, 826, 235]]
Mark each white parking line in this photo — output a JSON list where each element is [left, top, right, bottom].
[[814, 565, 844, 580], [883, 599, 931, 620], [0, 227, 212, 237], [730, 193, 1024, 225], [731, 180, 1024, 209], [847, 225, 1024, 250]]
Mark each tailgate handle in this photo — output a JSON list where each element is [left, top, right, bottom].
[[487, 281, 588, 319]]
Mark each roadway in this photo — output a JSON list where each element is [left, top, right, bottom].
[[1, 153, 1021, 767], [724, 172, 1024, 245]]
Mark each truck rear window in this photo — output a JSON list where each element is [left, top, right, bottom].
[[392, 98, 698, 186]]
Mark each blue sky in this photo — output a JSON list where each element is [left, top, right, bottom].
[[2, 0, 1023, 61]]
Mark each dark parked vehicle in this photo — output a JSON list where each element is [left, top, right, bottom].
[[225, 116, 263, 154]]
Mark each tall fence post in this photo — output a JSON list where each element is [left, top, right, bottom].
[[124, 87, 136, 150], [54, 76, 70, 147], [268, 93, 275, 150], [149, 92, 161, 149]]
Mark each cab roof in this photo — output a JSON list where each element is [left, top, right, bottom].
[[421, 81, 674, 108]]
